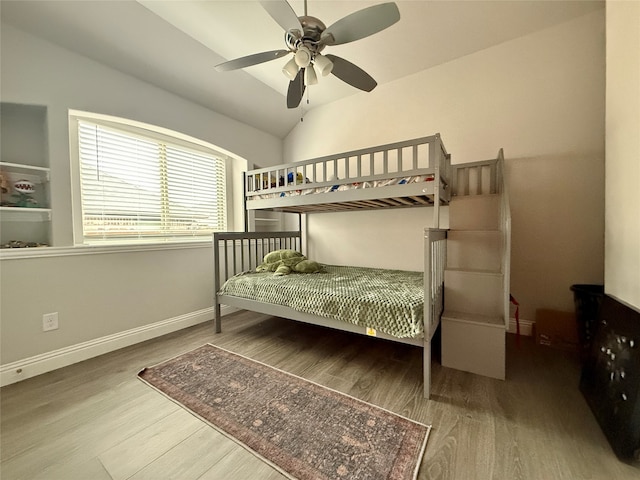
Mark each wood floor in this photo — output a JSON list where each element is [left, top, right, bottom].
[[2, 310, 639, 480]]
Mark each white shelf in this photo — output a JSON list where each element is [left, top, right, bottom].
[[0, 206, 51, 221], [0, 162, 50, 181], [0, 161, 50, 172], [255, 218, 281, 223]]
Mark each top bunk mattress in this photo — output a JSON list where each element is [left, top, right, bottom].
[[218, 265, 424, 339]]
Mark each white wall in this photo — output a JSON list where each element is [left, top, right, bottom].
[[605, 1, 640, 310], [285, 10, 606, 321], [0, 23, 282, 369]]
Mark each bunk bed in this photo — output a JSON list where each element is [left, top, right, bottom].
[[214, 134, 451, 399]]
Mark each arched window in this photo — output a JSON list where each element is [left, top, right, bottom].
[[70, 111, 229, 244]]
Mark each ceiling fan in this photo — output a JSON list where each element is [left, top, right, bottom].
[[215, 1, 400, 109]]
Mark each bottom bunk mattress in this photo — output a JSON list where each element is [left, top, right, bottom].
[[218, 265, 424, 339]]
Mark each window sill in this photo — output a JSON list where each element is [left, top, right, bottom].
[[0, 240, 213, 260]]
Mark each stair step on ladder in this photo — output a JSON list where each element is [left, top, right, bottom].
[[444, 269, 504, 317], [449, 194, 500, 230], [441, 310, 506, 379], [447, 230, 502, 271]]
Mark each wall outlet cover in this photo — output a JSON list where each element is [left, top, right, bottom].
[[42, 312, 58, 331]]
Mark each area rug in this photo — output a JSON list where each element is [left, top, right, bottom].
[[138, 344, 431, 480]]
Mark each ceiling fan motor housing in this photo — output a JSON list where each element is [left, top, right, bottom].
[[286, 15, 327, 57]]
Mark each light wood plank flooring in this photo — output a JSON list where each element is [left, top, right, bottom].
[[2, 310, 639, 480]]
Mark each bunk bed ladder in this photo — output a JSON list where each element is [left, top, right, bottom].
[[440, 150, 510, 379]]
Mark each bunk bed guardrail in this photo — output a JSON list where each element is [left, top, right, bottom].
[[424, 228, 447, 341], [213, 231, 302, 333], [451, 158, 498, 195], [496, 149, 511, 330], [246, 135, 450, 197], [423, 227, 447, 398], [243, 134, 451, 226]]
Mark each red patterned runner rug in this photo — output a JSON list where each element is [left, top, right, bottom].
[[138, 344, 430, 480]]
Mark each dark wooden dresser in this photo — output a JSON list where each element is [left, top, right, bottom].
[[580, 294, 640, 461]]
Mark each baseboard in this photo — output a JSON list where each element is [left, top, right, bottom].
[[507, 317, 534, 337], [0, 305, 238, 387], [1, 309, 529, 387]]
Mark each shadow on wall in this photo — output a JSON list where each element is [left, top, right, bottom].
[[507, 153, 604, 321]]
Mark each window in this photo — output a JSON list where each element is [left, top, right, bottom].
[[72, 115, 227, 244]]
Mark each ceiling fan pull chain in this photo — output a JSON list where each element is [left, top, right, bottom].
[[299, 88, 310, 123]]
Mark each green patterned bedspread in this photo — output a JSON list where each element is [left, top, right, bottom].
[[218, 265, 424, 338]]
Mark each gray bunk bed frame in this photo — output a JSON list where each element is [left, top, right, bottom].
[[214, 134, 450, 399]]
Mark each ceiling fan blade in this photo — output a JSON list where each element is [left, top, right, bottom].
[[325, 55, 377, 92], [323, 2, 400, 46], [287, 68, 306, 108], [260, 0, 302, 33], [215, 50, 290, 72]]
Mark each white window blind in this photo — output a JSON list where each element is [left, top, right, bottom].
[[77, 120, 226, 243]]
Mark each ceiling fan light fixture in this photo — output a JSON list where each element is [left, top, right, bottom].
[[282, 57, 299, 80], [305, 64, 318, 86], [294, 46, 312, 68], [313, 53, 333, 76]]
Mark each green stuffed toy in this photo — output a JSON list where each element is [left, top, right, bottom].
[[256, 249, 324, 276]]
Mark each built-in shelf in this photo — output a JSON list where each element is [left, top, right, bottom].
[[0, 206, 52, 221], [0, 162, 51, 209], [0, 161, 50, 174], [1, 102, 51, 246], [255, 217, 280, 223]]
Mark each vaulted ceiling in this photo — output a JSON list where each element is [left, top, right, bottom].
[[1, 0, 604, 138]]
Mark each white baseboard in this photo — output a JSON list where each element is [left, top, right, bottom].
[[0, 305, 237, 387], [507, 317, 534, 337], [1, 309, 529, 387]]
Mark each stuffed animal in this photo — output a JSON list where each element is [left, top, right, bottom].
[[256, 249, 324, 276], [287, 172, 305, 184], [255, 173, 278, 190]]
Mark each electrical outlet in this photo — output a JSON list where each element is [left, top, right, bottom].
[[42, 312, 59, 332]]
